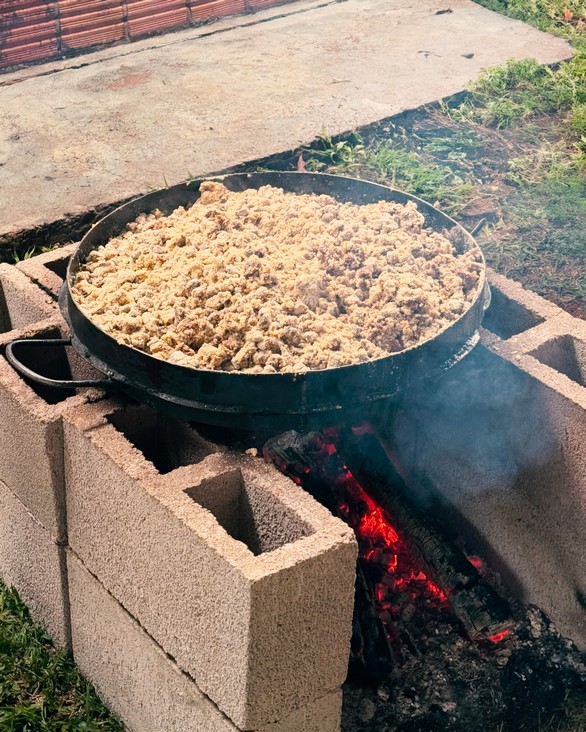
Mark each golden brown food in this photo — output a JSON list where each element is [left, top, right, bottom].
[[72, 181, 483, 373]]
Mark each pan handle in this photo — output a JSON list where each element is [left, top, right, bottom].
[[5, 338, 114, 389]]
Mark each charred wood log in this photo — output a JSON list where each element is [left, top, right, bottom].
[[350, 563, 395, 683], [263, 430, 339, 512], [335, 428, 514, 642]]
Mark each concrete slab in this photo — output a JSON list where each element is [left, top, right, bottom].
[[0, 0, 571, 240]]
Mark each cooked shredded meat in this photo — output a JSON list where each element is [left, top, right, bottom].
[[72, 181, 483, 373]]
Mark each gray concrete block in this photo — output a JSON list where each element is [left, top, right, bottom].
[[483, 317, 586, 646], [481, 268, 565, 343], [0, 316, 103, 540], [388, 339, 586, 648], [64, 398, 356, 730], [0, 263, 56, 332], [487, 311, 586, 408], [68, 551, 342, 732], [0, 478, 70, 650], [16, 243, 76, 300], [383, 273, 586, 647]]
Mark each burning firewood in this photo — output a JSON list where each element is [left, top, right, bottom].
[[264, 426, 514, 682]]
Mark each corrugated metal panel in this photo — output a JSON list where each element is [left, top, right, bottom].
[[0, 0, 57, 69], [191, 0, 245, 22], [126, 0, 187, 39], [59, 0, 124, 50]]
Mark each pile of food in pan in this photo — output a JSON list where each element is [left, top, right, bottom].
[[72, 180, 483, 374]]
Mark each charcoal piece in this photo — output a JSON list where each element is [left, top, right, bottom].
[[451, 583, 514, 640], [263, 430, 342, 512], [349, 563, 394, 684], [263, 430, 321, 479]]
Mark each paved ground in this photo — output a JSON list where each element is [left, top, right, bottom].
[[0, 0, 572, 241]]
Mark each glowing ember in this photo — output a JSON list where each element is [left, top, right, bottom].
[[467, 555, 484, 572], [302, 437, 450, 655], [488, 629, 512, 644], [345, 477, 447, 605], [346, 473, 399, 545]]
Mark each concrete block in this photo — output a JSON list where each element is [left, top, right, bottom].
[[381, 273, 586, 647], [484, 318, 586, 642], [68, 551, 342, 732], [16, 243, 77, 300], [64, 398, 357, 730], [0, 316, 103, 540], [388, 341, 586, 648], [0, 263, 56, 332], [481, 268, 566, 341], [487, 312, 586, 407], [0, 478, 70, 650]]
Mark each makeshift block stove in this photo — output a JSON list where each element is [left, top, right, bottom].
[[1, 247, 586, 731]]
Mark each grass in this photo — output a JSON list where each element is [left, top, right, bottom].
[[0, 581, 122, 731], [444, 57, 586, 129], [467, 2, 586, 137], [475, 0, 586, 41], [305, 128, 478, 215]]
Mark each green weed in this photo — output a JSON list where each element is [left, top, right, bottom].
[[8, 243, 62, 264], [304, 132, 476, 214], [304, 128, 366, 169], [446, 58, 580, 129], [419, 129, 485, 161], [363, 144, 474, 211]]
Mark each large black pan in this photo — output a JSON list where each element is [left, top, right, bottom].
[[7, 172, 489, 432]]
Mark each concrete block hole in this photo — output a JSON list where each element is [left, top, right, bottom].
[[530, 335, 586, 387], [106, 403, 215, 473], [483, 287, 545, 340], [44, 255, 70, 282], [185, 470, 315, 555]]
